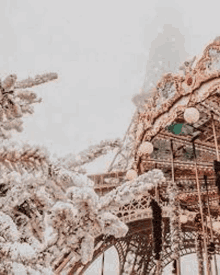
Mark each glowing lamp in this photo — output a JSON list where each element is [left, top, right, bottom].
[[184, 107, 200, 124], [139, 142, 154, 155], [126, 169, 138, 181], [179, 215, 188, 224]]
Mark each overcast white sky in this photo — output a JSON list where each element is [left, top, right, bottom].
[[2, 0, 220, 274], [2, 0, 220, 159]]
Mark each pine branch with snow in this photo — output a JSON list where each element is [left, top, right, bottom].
[[0, 151, 131, 274], [99, 169, 165, 211], [0, 73, 57, 140], [14, 73, 58, 89], [56, 138, 123, 172], [0, 160, 167, 274], [0, 71, 136, 274], [0, 141, 50, 175]]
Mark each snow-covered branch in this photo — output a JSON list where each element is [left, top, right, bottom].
[[0, 156, 167, 275], [57, 138, 123, 172], [14, 73, 58, 89], [99, 169, 165, 210], [0, 141, 50, 175], [0, 73, 57, 140]]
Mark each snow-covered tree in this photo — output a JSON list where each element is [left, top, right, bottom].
[[0, 72, 138, 275]]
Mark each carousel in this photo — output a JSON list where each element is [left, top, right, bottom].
[[56, 38, 220, 275]]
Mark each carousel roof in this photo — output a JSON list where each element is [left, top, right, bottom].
[[133, 37, 220, 169], [90, 37, 220, 187]]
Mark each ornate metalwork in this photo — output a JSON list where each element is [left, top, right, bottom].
[[107, 110, 139, 173], [67, 220, 220, 275]]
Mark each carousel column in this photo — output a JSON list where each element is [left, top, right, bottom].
[[137, 141, 163, 275], [212, 113, 220, 189], [155, 172, 162, 275], [184, 107, 210, 275], [195, 229, 205, 275], [204, 175, 218, 275], [150, 198, 162, 275], [212, 114, 220, 207], [192, 142, 210, 275], [169, 140, 181, 275], [169, 184, 181, 275], [203, 206, 213, 275]]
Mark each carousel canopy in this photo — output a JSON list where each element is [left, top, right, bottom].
[[134, 37, 220, 160]]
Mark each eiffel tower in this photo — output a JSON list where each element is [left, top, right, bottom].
[[56, 38, 220, 275]]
